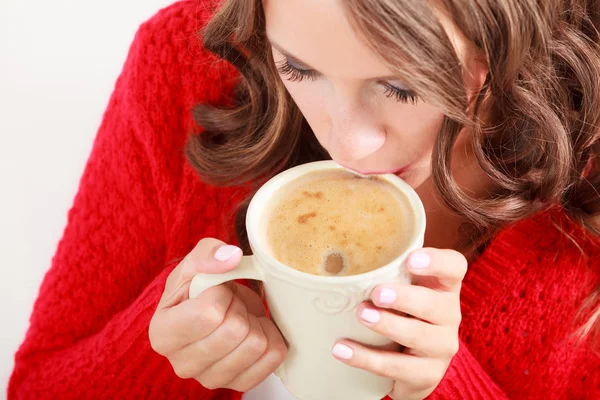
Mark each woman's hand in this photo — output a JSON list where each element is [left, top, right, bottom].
[[149, 238, 287, 392], [332, 248, 467, 400]]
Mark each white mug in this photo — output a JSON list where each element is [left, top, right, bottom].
[[189, 160, 426, 400]]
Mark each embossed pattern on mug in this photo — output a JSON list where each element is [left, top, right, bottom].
[[266, 169, 413, 276]]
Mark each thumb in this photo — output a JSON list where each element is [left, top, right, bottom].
[[159, 238, 243, 309], [182, 238, 243, 275]]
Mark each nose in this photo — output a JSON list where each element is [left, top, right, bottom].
[[325, 94, 386, 165]]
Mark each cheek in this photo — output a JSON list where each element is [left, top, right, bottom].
[[384, 101, 444, 155], [281, 81, 329, 138], [382, 102, 445, 186]]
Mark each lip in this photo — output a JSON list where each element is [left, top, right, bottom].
[[336, 161, 410, 176], [395, 168, 411, 180], [392, 165, 410, 176]]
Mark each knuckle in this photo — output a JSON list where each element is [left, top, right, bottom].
[[172, 360, 197, 380], [440, 249, 467, 278], [245, 330, 269, 357], [395, 288, 407, 305], [201, 301, 228, 330], [389, 387, 409, 400], [455, 253, 468, 277], [229, 374, 265, 393], [423, 362, 448, 388], [233, 380, 261, 393], [187, 238, 221, 267], [422, 370, 442, 389], [198, 379, 220, 391], [379, 357, 402, 379], [265, 341, 288, 367], [442, 293, 462, 325], [395, 288, 411, 310], [222, 313, 250, 343], [404, 327, 425, 350], [442, 327, 460, 357], [205, 376, 231, 390], [404, 336, 420, 351], [163, 268, 179, 290], [148, 318, 162, 352], [453, 307, 463, 325], [149, 333, 167, 355], [419, 300, 437, 321], [197, 368, 232, 390], [148, 317, 170, 355], [229, 372, 266, 393], [447, 336, 460, 357], [198, 237, 219, 247]]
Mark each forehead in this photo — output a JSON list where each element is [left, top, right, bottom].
[[263, 0, 396, 80], [264, 0, 472, 81]]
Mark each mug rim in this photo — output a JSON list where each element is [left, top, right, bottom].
[[246, 160, 426, 284]]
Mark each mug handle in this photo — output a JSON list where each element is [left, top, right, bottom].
[[189, 255, 288, 381], [189, 256, 264, 299]]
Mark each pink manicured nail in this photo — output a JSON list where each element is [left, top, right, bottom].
[[332, 343, 353, 359], [214, 245, 241, 261], [379, 288, 397, 305], [360, 308, 381, 323], [409, 251, 431, 269]]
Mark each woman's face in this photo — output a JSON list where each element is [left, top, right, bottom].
[[263, 0, 486, 189]]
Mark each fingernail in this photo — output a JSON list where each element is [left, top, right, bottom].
[[214, 245, 241, 261], [409, 251, 430, 269], [360, 308, 381, 323], [379, 288, 397, 305], [332, 343, 353, 359]]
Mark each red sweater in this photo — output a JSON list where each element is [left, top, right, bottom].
[[9, 1, 600, 399]]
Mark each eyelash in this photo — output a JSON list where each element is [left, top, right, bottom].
[[382, 84, 418, 105], [276, 59, 418, 104], [276, 59, 318, 82]]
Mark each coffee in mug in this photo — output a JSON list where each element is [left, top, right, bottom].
[[265, 169, 414, 276]]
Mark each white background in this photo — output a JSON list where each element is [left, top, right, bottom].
[[0, 0, 293, 398]]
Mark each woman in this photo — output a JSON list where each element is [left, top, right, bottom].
[[9, 0, 599, 399]]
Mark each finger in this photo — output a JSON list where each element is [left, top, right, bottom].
[[224, 317, 288, 392], [159, 238, 243, 309], [195, 314, 267, 389], [370, 284, 461, 325], [167, 295, 250, 378], [356, 304, 459, 358], [331, 341, 447, 390], [406, 248, 467, 292], [235, 283, 267, 317], [150, 283, 235, 355]]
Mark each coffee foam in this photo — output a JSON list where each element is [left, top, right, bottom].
[[265, 169, 414, 276]]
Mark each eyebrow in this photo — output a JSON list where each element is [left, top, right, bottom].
[[268, 38, 402, 82]]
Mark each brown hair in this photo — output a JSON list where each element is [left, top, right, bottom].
[[186, 0, 600, 343]]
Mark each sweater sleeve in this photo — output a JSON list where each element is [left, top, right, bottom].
[[7, 19, 239, 400], [426, 340, 508, 400]]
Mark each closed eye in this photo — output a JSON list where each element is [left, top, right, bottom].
[[275, 58, 318, 82], [275, 57, 418, 105]]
